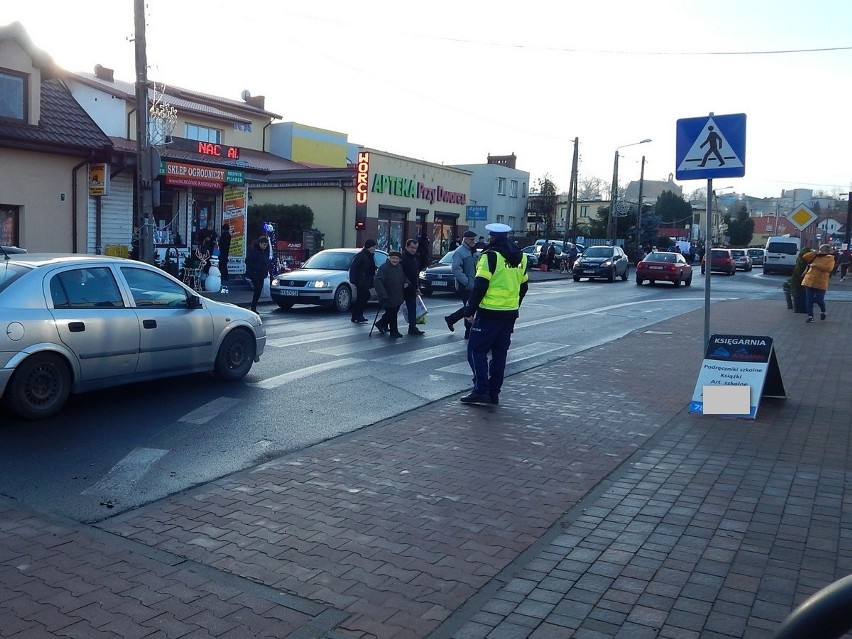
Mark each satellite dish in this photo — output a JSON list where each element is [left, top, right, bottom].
[[240, 89, 251, 101]]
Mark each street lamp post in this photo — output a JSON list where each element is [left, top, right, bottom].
[[608, 138, 651, 244]]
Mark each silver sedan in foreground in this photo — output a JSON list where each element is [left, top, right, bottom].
[[0, 254, 265, 420]]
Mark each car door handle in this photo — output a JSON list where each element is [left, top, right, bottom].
[[68, 322, 85, 332], [142, 319, 157, 329]]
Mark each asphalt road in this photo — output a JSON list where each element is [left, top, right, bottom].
[[1, 267, 837, 522]]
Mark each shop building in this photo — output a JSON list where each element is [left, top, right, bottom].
[[65, 64, 302, 274], [0, 23, 113, 252]]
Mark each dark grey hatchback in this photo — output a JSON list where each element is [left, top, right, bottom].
[[572, 245, 629, 282]]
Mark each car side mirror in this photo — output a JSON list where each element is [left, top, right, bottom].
[[187, 294, 203, 309]]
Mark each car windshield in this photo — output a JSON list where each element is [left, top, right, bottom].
[[731, 250, 745, 257], [0, 262, 31, 294], [711, 250, 728, 257], [583, 247, 613, 258], [439, 251, 455, 265], [302, 251, 354, 270]]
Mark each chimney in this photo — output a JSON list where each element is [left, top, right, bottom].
[[94, 64, 114, 82], [245, 95, 265, 110]]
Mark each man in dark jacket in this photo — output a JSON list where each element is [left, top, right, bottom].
[[245, 236, 270, 314], [401, 238, 425, 335], [348, 239, 377, 323], [218, 224, 232, 281]]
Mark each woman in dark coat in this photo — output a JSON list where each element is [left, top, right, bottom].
[[348, 239, 377, 323], [373, 251, 405, 338], [245, 236, 270, 313]]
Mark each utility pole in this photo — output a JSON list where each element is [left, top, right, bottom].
[[846, 192, 851, 247], [134, 0, 154, 263], [569, 137, 579, 243], [564, 137, 578, 245], [635, 155, 645, 260]]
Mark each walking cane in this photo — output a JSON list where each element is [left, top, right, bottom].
[[368, 304, 382, 337]]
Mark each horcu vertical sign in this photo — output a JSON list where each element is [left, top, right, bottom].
[[355, 151, 369, 230]]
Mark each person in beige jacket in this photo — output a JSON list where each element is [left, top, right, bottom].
[[801, 244, 835, 323]]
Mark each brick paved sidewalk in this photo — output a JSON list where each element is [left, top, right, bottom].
[[2, 298, 850, 639]]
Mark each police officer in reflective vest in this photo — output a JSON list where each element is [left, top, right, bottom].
[[461, 223, 528, 405]]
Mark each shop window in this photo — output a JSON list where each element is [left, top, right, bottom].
[[185, 123, 221, 144], [1, 205, 20, 246], [497, 177, 506, 196], [377, 211, 405, 253], [0, 70, 26, 122], [431, 218, 457, 257], [509, 180, 518, 198]]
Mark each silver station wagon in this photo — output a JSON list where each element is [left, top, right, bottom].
[[0, 253, 266, 420]]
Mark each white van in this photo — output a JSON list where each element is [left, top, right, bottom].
[[763, 236, 800, 275]]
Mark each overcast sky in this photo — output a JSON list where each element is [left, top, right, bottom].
[[5, 0, 851, 200]]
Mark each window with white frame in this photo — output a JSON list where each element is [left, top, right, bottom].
[[496, 215, 505, 224], [580, 205, 589, 218], [0, 70, 26, 122], [185, 123, 222, 143], [508, 216, 516, 228], [509, 180, 518, 197], [497, 177, 506, 195]]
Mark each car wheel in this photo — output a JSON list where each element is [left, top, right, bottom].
[[649, 279, 655, 285], [684, 274, 692, 287], [333, 284, 352, 312], [607, 269, 615, 283], [4, 352, 72, 420], [573, 275, 581, 282], [214, 328, 256, 381], [674, 276, 681, 287], [621, 265, 629, 281], [275, 301, 294, 310], [636, 275, 643, 286]]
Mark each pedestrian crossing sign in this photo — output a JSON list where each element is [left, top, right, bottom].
[[676, 113, 746, 180]]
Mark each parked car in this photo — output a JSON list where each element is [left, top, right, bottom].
[[763, 236, 801, 275], [746, 248, 766, 266], [635, 251, 693, 286], [418, 249, 482, 296], [0, 253, 265, 420], [572, 245, 629, 282], [729, 248, 753, 271], [520, 245, 539, 268], [269, 248, 388, 312], [701, 248, 736, 275]]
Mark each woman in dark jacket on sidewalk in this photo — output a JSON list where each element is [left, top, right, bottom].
[[348, 239, 377, 323], [245, 236, 270, 313]]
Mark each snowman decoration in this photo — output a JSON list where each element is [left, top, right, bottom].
[[205, 247, 222, 292]]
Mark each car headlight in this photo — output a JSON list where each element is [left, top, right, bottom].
[[310, 280, 329, 288], [602, 260, 612, 267], [271, 277, 280, 286]]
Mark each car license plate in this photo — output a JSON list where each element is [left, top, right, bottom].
[[649, 265, 663, 270], [432, 281, 448, 287], [280, 290, 298, 296]]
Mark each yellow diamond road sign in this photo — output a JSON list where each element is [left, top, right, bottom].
[[788, 205, 817, 231]]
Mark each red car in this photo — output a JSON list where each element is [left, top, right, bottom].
[[636, 251, 693, 286], [701, 248, 736, 275]]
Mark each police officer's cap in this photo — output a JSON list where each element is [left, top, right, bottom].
[[485, 223, 512, 235]]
